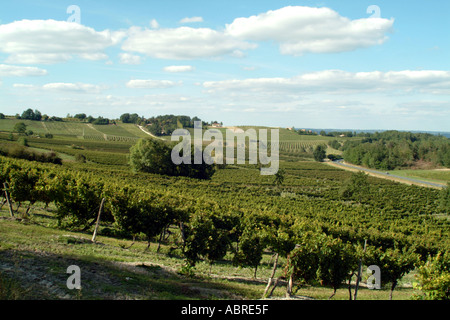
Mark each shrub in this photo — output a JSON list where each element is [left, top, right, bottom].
[[17, 137, 28, 147]]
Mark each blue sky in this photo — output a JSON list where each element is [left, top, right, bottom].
[[0, 0, 449, 131]]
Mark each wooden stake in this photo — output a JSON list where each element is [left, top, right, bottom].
[[91, 198, 105, 243], [354, 239, 367, 300], [3, 183, 14, 218], [263, 253, 279, 298]]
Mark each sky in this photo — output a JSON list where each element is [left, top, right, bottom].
[[0, 0, 449, 132]]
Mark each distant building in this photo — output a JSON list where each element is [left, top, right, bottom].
[[211, 122, 222, 128]]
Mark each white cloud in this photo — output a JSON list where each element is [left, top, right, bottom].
[[163, 65, 195, 73], [13, 84, 35, 88], [119, 53, 142, 65], [203, 70, 450, 95], [42, 82, 104, 94], [150, 19, 160, 29], [0, 64, 48, 77], [225, 6, 394, 55], [0, 19, 124, 64], [179, 16, 204, 23], [78, 53, 109, 61], [121, 26, 256, 60], [126, 79, 182, 89]]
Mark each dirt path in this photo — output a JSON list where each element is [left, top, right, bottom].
[[138, 125, 165, 140], [87, 123, 107, 141], [327, 160, 446, 189]]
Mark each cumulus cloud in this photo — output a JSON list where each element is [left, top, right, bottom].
[[0, 19, 125, 64], [126, 79, 182, 89], [225, 6, 394, 55], [121, 26, 256, 60], [163, 65, 195, 72], [0, 64, 48, 77]]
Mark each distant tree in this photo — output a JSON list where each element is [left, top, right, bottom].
[[13, 122, 27, 134], [34, 110, 42, 121], [120, 113, 131, 123], [20, 109, 41, 121], [74, 113, 87, 121], [129, 138, 176, 176], [313, 145, 327, 162], [92, 117, 109, 125], [0, 113, 5, 119], [129, 138, 215, 179], [21, 108, 35, 120]]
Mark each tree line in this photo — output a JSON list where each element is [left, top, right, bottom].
[[340, 130, 450, 170]]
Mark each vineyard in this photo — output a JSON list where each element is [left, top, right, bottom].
[[0, 118, 449, 300]]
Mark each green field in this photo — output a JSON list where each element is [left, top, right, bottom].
[[390, 169, 450, 184], [0, 117, 448, 301]]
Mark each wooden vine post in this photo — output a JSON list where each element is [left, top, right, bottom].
[[91, 198, 105, 243], [3, 183, 14, 218], [354, 239, 367, 300]]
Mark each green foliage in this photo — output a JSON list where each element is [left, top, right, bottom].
[[328, 140, 341, 150], [339, 171, 370, 201], [21, 108, 41, 121], [439, 183, 450, 214], [13, 122, 27, 134], [313, 144, 327, 162], [145, 115, 202, 136], [343, 130, 450, 169], [364, 245, 419, 299], [0, 154, 448, 298], [413, 251, 450, 300], [17, 137, 28, 147], [129, 138, 215, 180], [273, 168, 285, 186], [120, 113, 141, 124], [0, 144, 61, 165], [92, 117, 109, 125]]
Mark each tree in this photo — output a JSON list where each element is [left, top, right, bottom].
[[365, 246, 419, 300], [20, 109, 41, 121], [129, 138, 215, 180], [129, 138, 175, 176], [74, 113, 87, 121], [13, 122, 27, 134], [21, 108, 35, 120], [317, 237, 359, 299], [0, 113, 5, 119], [313, 145, 327, 162]]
